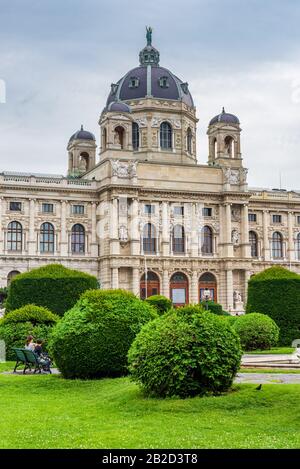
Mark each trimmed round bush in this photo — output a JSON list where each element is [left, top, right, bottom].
[[49, 289, 158, 379], [5, 264, 98, 316], [145, 295, 172, 315], [0, 305, 59, 360], [128, 307, 242, 398], [246, 266, 300, 345], [233, 312, 280, 351]]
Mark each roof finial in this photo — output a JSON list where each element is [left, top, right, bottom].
[[81, 124, 83, 131], [222, 106, 225, 113], [146, 26, 152, 46]]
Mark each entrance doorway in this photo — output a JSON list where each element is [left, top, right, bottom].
[[199, 272, 217, 302], [140, 271, 160, 299], [170, 272, 189, 306]]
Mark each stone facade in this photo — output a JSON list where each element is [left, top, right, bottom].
[[1, 31, 300, 313]]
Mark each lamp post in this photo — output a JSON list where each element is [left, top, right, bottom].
[[203, 288, 211, 311]]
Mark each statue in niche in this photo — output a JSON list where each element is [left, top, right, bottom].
[[79, 157, 87, 172], [233, 290, 244, 313], [231, 229, 240, 245], [119, 225, 128, 242], [114, 130, 121, 145]]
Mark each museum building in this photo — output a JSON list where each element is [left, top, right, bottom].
[[1, 29, 300, 312]]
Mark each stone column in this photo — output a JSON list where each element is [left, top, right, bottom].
[[161, 201, 169, 256], [241, 204, 250, 258], [223, 203, 233, 257], [288, 211, 294, 262], [190, 203, 198, 257], [191, 270, 199, 304], [0, 197, 3, 253], [28, 198, 36, 255], [244, 270, 251, 305], [131, 198, 140, 255], [263, 210, 270, 260], [162, 269, 169, 298], [90, 202, 98, 257], [132, 267, 140, 297], [226, 269, 233, 312], [60, 200, 68, 256], [110, 197, 119, 255], [111, 267, 119, 289]]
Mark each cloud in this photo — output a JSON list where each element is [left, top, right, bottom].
[[0, 0, 299, 189]]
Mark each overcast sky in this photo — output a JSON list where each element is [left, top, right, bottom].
[[0, 0, 299, 189]]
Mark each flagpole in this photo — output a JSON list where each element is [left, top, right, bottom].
[[144, 254, 148, 298]]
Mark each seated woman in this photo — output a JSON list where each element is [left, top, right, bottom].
[[25, 335, 35, 350], [34, 339, 52, 372]]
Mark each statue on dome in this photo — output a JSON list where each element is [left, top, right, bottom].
[[146, 26, 152, 46]]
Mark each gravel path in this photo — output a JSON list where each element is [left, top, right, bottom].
[[235, 373, 300, 384]]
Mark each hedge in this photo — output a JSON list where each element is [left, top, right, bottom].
[[5, 264, 98, 316], [145, 295, 172, 315], [0, 305, 59, 360], [49, 289, 158, 379], [246, 266, 300, 345], [200, 300, 229, 315], [128, 306, 242, 398], [233, 312, 280, 350]]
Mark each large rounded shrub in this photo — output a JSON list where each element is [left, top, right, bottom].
[[246, 266, 300, 345], [145, 295, 172, 315], [233, 312, 279, 351], [0, 305, 59, 360], [128, 307, 242, 398], [5, 264, 98, 316], [49, 289, 157, 379]]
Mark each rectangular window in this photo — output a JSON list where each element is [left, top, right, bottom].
[[248, 213, 257, 222], [144, 204, 155, 215], [174, 206, 184, 216], [203, 207, 212, 217], [9, 201, 21, 211], [272, 214, 282, 223], [42, 203, 54, 213], [72, 205, 84, 215], [297, 215, 300, 225]]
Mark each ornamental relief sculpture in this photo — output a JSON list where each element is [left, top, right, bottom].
[[223, 167, 248, 185], [111, 160, 138, 179]]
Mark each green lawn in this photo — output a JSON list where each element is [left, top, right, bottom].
[[0, 372, 300, 448], [246, 347, 295, 355]]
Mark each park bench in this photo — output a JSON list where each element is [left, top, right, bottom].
[[12, 348, 49, 374]]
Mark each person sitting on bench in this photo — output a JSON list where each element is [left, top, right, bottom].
[[25, 335, 36, 351], [34, 339, 51, 371]]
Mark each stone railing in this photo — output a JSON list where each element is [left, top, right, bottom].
[[0, 174, 97, 189]]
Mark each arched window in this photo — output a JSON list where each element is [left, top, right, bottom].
[[143, 223, 156, 254], [272, 232, 283, 259], [40, 222, 55, 253], [296, 233, 300, 260], [102, 128, 107, 151], [114, 126, 125, 149], [213, 138, 217, 158], [201, 226, 213, 254], [187, 127, 192, 153], [71, 224, 85, 254], [140, 271, 160, 299], [7, 270, 20, 286], [199, 272, 217, 302], [160, 121, 172, 149], [170, 272, 189, 305], [132, 122, 139, 151], [224, 135, 234, 157], [249, 231, 258, 258], [172, 225, 185, 254], [7, 221, 22, 251]]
